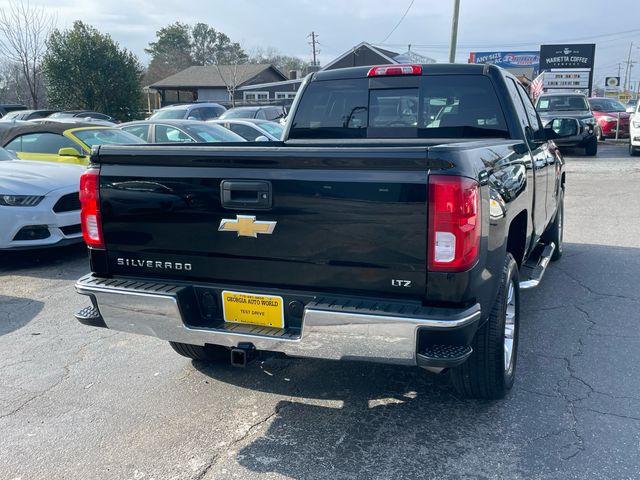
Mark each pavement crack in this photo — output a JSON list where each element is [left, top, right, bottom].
[[576, 407, 640, 422], [557, 267, 640, 303], [192, 403, 291, 480], [192, 359, 302, 480], [0, 331, 119, 420]]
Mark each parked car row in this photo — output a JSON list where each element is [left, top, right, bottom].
[[0, 106, 120, 124], [147, 102, 286, 122], [534, 91, 638, 157], [0, 104, 286, 252], [119, 120, 245, 143]]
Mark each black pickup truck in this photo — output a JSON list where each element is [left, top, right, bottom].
[[75, 64, 573, 399]]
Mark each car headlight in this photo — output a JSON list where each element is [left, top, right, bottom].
[[600, 115, 617, 123], [633, 121, 640, 128], [0, 195, 44, 206]]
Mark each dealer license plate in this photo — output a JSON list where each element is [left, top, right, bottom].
[[222, 291, 284, 328]]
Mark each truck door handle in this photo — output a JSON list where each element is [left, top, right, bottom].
[[221, 180, 272, 210]]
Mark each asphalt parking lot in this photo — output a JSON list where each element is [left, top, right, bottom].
[[1, 142, 639, 480]]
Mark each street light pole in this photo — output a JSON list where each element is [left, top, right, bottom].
[[448, 0, 461, 63]]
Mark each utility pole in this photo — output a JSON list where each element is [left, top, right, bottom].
[[308, 32, 319, 67], [618, 63, 622, 78], [448, 0, 461, 63], [623, 42, 634, 91]]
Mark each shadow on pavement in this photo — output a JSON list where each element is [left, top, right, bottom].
[[0, 243, 88, 280], [0, 295, 44, 336], [189, 241, 640, 479], [193, 357, 507, 479]]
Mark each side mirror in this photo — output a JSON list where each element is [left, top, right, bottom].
[[58, 147, 83, 157], [544, 118, 579, 139], [187, 116, 198, 121], [254, 135, 269, 142]]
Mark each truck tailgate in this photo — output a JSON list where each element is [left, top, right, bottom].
[[96, 145, 430, 299]]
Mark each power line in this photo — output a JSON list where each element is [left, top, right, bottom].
[[380, 0, 416, 44], [375, 27, 640, 50]]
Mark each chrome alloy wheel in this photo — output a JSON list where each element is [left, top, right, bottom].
[[504, 279, 517, 374]]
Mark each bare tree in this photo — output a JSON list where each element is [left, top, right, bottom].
[[0, 1, 55, 108], [214, 43, 247, 107]]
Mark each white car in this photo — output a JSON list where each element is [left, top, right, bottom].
[[0, 147, 84, 249], [630, 101, 640, 157]]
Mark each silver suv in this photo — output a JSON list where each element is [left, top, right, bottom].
[[149, 103, 226, 121]]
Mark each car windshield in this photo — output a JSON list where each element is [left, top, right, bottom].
[[219, 109, 257, 119], [258, 122, 284, 138], [72, 128, 146, 147], [536, 96, 589, 112], [589, 99, 627, 113], [150, 108, 189, 120], [184, 124, 246, 142]]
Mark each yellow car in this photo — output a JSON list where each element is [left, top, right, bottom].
[[0, 123, 146, 165]]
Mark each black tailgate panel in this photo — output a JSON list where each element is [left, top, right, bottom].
[[98, 148, 428, 299]]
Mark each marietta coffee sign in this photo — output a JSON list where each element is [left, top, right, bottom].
[[539, 44, 596, 70]]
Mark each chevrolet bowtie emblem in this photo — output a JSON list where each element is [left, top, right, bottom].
[[218, 215, 277, 238]]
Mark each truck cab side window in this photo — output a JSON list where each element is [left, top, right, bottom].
[[516, 83, 543, 134], [505, 79, 531, 137]]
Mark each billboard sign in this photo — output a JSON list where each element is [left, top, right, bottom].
[[539, 44, 596, 70], [543, 71, 591, 89], [468, 51, 540, 69]]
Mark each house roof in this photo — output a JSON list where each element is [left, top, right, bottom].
[[321, 42, 400, 71], [149, 64, 287, 90]]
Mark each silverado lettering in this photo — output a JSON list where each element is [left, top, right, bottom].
[[76, 63, 567, 400], [116, 258, 192, 270]]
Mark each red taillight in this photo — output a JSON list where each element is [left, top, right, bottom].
[[428, 175, 480, 272], [79, 168, 104, 249], [367, 64, 422, 77]]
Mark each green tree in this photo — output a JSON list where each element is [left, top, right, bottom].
[[43, 21, 143, 120], [191, 23, 217, 65], [145, 22, 193, 82], [209, 32, 247, 65], [144, 22, 247, 84]]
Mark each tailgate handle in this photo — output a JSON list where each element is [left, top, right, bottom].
[[221, 180, 272, 210]]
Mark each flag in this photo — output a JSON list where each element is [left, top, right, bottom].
[[530, 73, 544, 100]]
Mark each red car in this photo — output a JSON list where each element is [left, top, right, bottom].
[[588, 97, 630, 139]]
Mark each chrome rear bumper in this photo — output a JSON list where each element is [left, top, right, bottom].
[[75, 274, 481, 367]]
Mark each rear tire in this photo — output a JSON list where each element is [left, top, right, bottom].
[[597, 126, 604, 142], [585, 137, 598, 156], [169, 342, 230, 362], [450, 253, 520, 400], [542, 188, 564, 261]]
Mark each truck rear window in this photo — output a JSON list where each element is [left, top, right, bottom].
[[290, 75, 509, 139]]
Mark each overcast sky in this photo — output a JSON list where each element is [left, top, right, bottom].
[[2, 0, 639, 87]]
